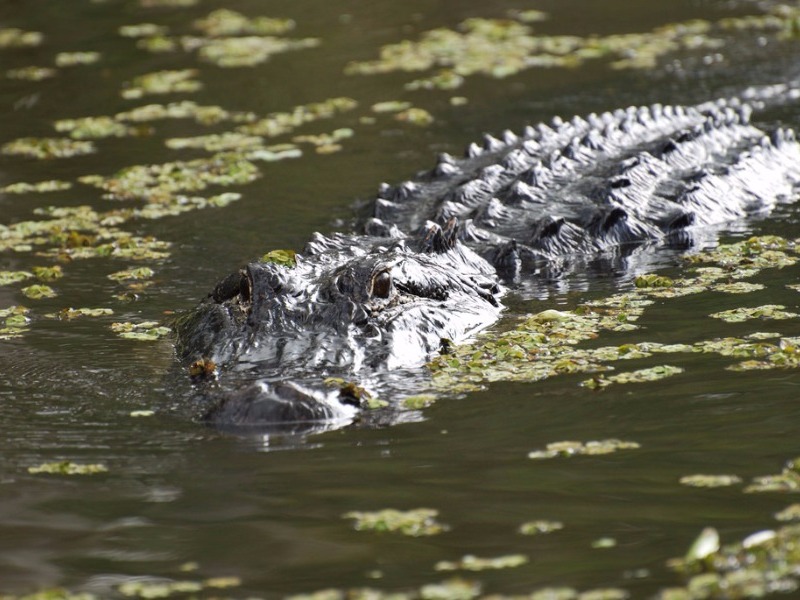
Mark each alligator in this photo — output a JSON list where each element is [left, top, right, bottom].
[[175, 85, 800, 431]]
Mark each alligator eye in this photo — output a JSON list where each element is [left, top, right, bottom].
[[337, 273, 355, 295], [371, 270, 392, 299]]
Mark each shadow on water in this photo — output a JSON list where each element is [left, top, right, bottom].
[[3, 0, 800, 597]]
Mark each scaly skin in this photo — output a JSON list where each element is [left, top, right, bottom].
[[176, 87, 800, 431]]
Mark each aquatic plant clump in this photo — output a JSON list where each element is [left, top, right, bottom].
[[121, 69, 203, 99], [344, 5, 800, 89], [79, 153, 260, 202], [343, 508, 448, 536], [193, 9, 296, 37], [428, 236, 800, 395], [1, 137, 96, 159], [528, 439, 641, 460], [28, 461, 108, 475], [666, 523, 800, 599], [434, 554, 529, 572], [0, 27, 43, 48]]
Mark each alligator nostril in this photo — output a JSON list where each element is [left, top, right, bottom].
[[371, 270, 392, 299], [211, 269, 248, 304]]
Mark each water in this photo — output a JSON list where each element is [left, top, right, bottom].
[[2, 0, 800, 597]]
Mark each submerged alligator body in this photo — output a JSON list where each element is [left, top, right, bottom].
[[176, 86, 800, 431]]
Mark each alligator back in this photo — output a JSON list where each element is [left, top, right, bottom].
[[367, 94, 800, 277], [178, 88, 800, 431]]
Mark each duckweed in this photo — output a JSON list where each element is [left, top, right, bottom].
[[119, 23, 169, 38], [55, 116, 142, 140], [582, 365, 684, 389], [343, 508, 448, 536], [2, 137, 96, 159], [107, 267, 155, 281], [55, 51, 101, 67], [6, 66, 57, 81], [519, 520, 564, 535], [111, 321, 171, 341], [80, 153, 259, 201], [28, 461, 108, 475], [434, 554, 528, 572], [193, 9, 296, 37], [528, 439, 641, 460], [193, 35, 320, 68], [775, 504, 800, 521], [0, 28, 43, 48], [0, 271, 34, 286], [401, 394, 436, 409], [429, 236, 800, 393], [261, 249, 297, 267], [1, 180, 72, 194], [117, 580, 202, 597], [21, 285, 56, 300], [371, 101, 412, 113], [0, 306, 31, 340], [121, 69, 202, 99], [46, 307, 114, 320], [394, 107, 434, 126], [679, 475, 743, 488], [32, 266, 63, 281], [237, 97, 358, 138], [115, 100, 256, 125]]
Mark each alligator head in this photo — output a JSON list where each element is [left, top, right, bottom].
[[174, 219, 502, 429]]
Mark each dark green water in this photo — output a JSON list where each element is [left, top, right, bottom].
[[3, 0, 800, 598]]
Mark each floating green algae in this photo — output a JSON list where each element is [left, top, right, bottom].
[[28, 461, 108, 475], [107, 267, 155, 281], [744, 456, 800, 493], [775, 504, 800, 521], [6, 66, 57, 81], [371, 100, 412, 113], [111, 321, 171, 341], [401, 394, 437, 409], [679, 475, 743, 488], [0, 305, 31, 340], [428, 236, 800, 394], [435, 554, 528, 572], [140, 0, 198, 6], [54, 116, 144, 140], [394, 107, 434, 126], [1, 137, 96, 159], [261, 249, 297, 267], [0, 27, 43, 48], [80, 153, 259, 202], [119, 23, 169, 38], [115, 100, 256, 125], [21, 284, 56, 300], [193, 35, 320, 68], [344, 6, 800, 92], [193, 9, 296, 37], [519, 520, 564, 535], [55, 51, 101, 67], [343, 508, 448, 536], [528, 439, 641, 460], [1, 180, 72, 194], [0, 271, 34, 286], [237, 97, 358, 138], [121, 69, 202, 99], [46, 307, 114, 320], [32, 266, 63, 281], [709, 304, 799, 323], [664, 522, 800, 599], [582, 365, 684, 389]]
